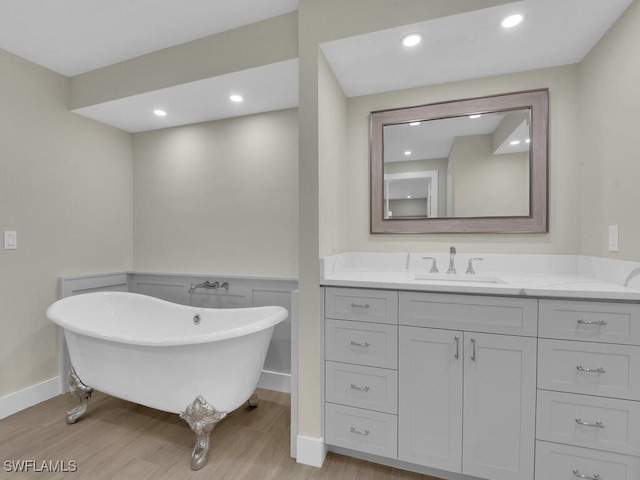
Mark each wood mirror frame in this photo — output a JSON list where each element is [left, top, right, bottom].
[[370, 89, 549, 234]]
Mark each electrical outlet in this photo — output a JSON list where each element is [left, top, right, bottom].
[[608, 225, 619, 252]]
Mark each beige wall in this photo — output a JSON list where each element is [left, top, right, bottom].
[[132, 109, 298, 276], [346, 65, 581, 253], [0, 49, 133, 397], [579, 0, 640, 261], [450, 134, 529, 217]]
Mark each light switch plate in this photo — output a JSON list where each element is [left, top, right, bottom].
[[4, 231, 17, 250]]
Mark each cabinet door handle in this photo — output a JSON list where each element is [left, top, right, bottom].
[[350, 340, 370, 347], [577, 319, 607, 326], [576, 365, 606, 374], [575, 417, 605, 428], [350, 383, 370, 392], [573, 470, 600, 480], [454, 336, 460, 359], [350, 427, 370, 436], [350, 302, 370, 310], [470, 338, 476, 362]]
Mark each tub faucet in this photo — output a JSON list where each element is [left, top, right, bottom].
[[188, 281, 219, 294], [447, 246, 457, 274]]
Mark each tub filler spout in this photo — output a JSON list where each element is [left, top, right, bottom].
[[188, 280, 219, 293]]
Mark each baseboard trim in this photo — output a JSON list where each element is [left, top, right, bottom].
[[258, 370, 291, 393], [296, 435, 326, 468], [0, 377, 61, 420]]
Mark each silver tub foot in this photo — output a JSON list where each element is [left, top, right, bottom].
[[248, 392, 259, 408], [66, 368, 93, 424], [180, 396, 227, 470]]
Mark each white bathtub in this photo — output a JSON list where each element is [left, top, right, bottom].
[[46, 291, 288, 469]]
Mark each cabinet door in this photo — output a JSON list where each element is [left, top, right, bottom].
[[398, 326, 463, 472], [463, 333, 536, 480]]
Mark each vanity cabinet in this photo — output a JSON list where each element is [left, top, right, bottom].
[[323, 287, 640, 480], [398, 292, 537, 480], [324, 287, 399, 458], [535, 299, 640, 480]]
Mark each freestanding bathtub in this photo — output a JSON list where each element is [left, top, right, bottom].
[[46, 291, 288, 470]]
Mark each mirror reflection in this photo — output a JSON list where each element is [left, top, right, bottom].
[[383, 109, 531, 219], [370, 89, 548, 234]]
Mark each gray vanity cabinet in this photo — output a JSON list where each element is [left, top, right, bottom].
[[535, 299, 640, 479], [324, 287, 399, 458], [398, 292, 537, 480], [322, 283, 640, 480]]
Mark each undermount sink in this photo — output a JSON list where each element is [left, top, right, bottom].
[[414, 273, 506, 284]]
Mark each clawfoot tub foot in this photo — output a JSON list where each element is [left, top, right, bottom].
[[248, 392, 259, 407], [180, 396, 227, 471], [66, 368, 93, 424]]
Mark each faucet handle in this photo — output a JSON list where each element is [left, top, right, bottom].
[[422, 256, 439, 273], [466, 258, 484, 275]]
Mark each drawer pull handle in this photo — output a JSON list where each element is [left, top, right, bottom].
[[577, 319, 608, 326], [350, 427, 370, 436], [575, 417, 605, 428], [576, 365, 606, 374], [573, 470, 600, 480], [350, 340, 370, 347], [350, 302, 370, 310], [350, 383, 370, 392], [454, 336, 460, 359]]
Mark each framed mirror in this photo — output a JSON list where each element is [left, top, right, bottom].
[[370, 89, 548, 234]]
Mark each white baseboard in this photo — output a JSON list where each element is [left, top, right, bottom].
[[296, 435, 326, 468], [258, 370, 291, 393], [0, 377, 61, 420]]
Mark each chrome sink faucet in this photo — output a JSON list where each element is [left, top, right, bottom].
[[447, 246, 456, 274]]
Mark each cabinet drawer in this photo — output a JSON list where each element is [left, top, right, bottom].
[[399, 291, 537, 336], [325, 319, 398, 369], [325, 287, 398, 324], [537, 390, 640, 456], [538, 339, 640, 400], [539, 299, 640, 345], [326, 361, 397, 414], [535, 441, 640, 480], [325, 403, 397, 459]]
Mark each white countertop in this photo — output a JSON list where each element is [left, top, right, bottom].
[[320, 253, 640, 301]]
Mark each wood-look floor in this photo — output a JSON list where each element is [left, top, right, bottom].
[[0, 389, 440, 480]]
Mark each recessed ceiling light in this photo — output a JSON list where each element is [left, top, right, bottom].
[[401, 33, 422, 47], [510, 140, 521, 146], [153, 109, 167, 117], [525, 138, 531, 143], [407, 195, 412, 199], [469, 114, 482, 119], [229, 94, 244, 103], [502, 14, 524, 28], [404, 150, 412, 156], [409, 122, 421, 126]]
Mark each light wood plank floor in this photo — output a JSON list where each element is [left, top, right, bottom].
[[0, 389, 441, 480]]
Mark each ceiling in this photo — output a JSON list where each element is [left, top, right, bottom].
[[0, 0, 298, 77], [0, 0, 634, 132], [321, 0, 634, 97]]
